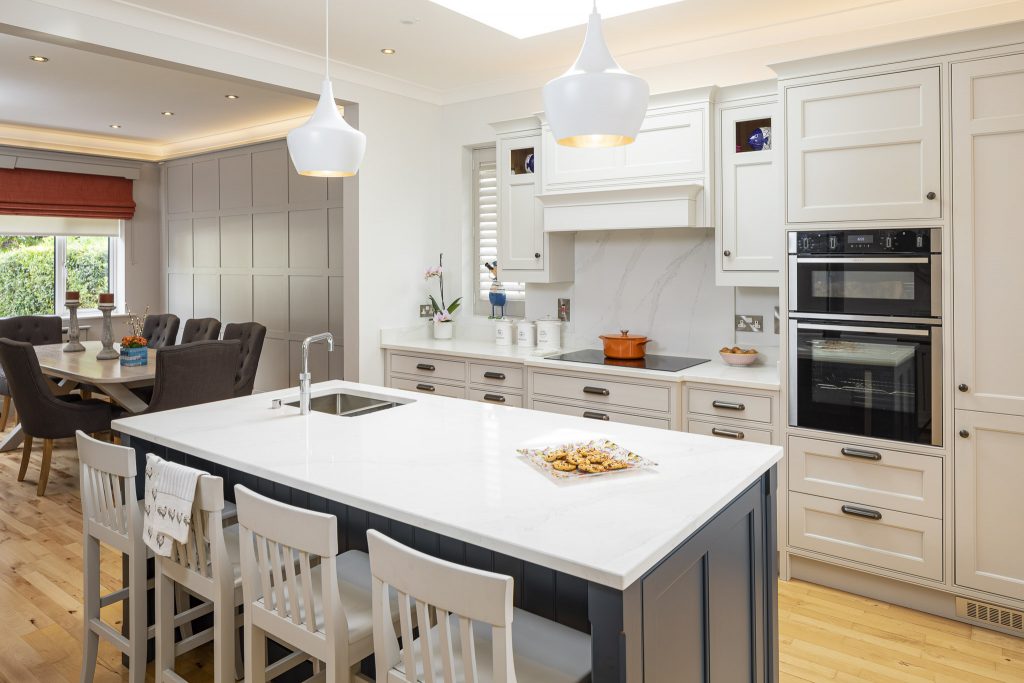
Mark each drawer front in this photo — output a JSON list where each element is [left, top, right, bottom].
[[687, 388, 772, 423], [789, 436, 942, 518], [390, 354, 466, 383], [789, 491, 942, 581], [469, 363, 524, 390], [390, 377, 466, 400], [532, 372, 671, 414], [469, 388, 523, 408], [532, 399, 670, 430], [687, 419, 773, 445]]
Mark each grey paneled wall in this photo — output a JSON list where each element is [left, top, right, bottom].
[[162, 140, 347, 392]]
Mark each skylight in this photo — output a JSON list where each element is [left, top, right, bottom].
[[426, 1, 680, 39]]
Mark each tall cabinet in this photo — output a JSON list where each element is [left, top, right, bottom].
[[951, 52, 1024, 602]]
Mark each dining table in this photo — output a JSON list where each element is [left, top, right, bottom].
[[0, 341, 155, 452]]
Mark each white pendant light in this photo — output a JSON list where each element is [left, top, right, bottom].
[[287, 0, 366, 177], [542, 1, 649, 148]]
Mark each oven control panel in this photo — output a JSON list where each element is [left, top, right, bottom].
[[790, 228, 938, 255]]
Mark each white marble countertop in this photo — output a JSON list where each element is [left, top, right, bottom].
[[114, 380, 782, 589], [381, 336, 781, 390]]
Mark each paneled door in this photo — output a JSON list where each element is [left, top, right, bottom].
[[498, 132, 544, 271], [952, 53, 1024, 417], [954, 410, 1024, 601], [785, 67, 941, 223]]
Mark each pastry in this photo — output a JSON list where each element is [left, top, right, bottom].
[[551, 460, 578, 472], [578, 462, 607, 474]]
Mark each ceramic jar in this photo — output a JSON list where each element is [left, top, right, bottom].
[[517, 321, 537, 347], [536, 319, 562, 352], [494, 319, 514, 346]]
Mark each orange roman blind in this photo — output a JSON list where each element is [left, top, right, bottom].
[[0, 168, 136, 219]]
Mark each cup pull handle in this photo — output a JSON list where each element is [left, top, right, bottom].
[[841, 447, 882, 461], [841, 505, 882, 521], [583, 386, 610, 396], [583, 411, 610, 421], [711, 427, 745, 439], [712, 400, 745, 411], [415, 383, 435, 392], [483, 393, 506, 403], [416, 363, 435, 371], [483, 371, 506, 380]]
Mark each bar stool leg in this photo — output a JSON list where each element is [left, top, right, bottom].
[[155, 568, 176, 683], [80, 533, 101, 683], [127, 543, 147, 683], [245, 609, 267, 683]]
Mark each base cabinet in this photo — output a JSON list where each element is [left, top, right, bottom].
[[954, 410, 1024, 602]]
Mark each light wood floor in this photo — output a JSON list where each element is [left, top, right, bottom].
[[1, 435, 1022, 682]]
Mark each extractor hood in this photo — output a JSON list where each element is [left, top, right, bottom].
[[538, 183, 704, 232]]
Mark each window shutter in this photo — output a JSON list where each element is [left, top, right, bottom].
[[473, 148, 525, 314]]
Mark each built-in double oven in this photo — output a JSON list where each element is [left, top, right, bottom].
[[788, 228, 942, 446]]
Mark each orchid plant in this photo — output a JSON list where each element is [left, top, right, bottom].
[[425, 253, 461, 323]]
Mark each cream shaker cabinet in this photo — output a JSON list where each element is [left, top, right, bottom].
[[953, 410, 1024, 601], [717, 98, 782, 286], [951, 53, 1024, 418], [785, 67, 941, 223]]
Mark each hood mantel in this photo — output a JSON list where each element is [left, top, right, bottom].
[[539, 184, 704, 232]]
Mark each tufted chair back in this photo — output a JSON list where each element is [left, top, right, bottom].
[[181, 318, 222, 344], [0, 315, 63, 346], [222, 322, 266, 397], [141, 314, 180, 348], [143, 339, 240, 414]]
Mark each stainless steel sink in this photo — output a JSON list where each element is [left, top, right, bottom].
[[285, 391, 408, 417]]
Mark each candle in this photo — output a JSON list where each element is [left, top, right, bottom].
[[98, 293, 114, 304], [65, 291, 79, 302]]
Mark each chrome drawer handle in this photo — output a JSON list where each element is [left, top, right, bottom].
[[483, 393, 506, 403], [583, 411, 610, 421], [416, 363, 435, 371], [415, 383, 435, 392], [483, 371, 506, 380], [841, 505, 882, 521], [841, 447, 882, 461], [712, 400, 745, 411], [711, 427, 745, 440], [583, 386, 610, 396]]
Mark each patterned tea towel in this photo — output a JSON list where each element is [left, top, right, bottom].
[[143, 453, 203, 557]]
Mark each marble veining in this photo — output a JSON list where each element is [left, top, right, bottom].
[[114, 380, 782, 589]]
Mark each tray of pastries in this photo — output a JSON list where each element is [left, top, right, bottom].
[[517, 439, 656, 480]]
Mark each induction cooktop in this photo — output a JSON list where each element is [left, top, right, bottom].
[[547, 349, 709, 373]]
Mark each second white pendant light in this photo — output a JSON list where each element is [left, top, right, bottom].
[[542, 1, 649, 148], [287, 0, 366, 177]]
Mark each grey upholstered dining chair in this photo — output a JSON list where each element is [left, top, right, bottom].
[[180, 317, 222, 344], [0, 315, 63, 430], [0, 339, 118, 496], [221, 322, 266, 397], [142, 313, 180, 348], [141, 339, 241, 414]]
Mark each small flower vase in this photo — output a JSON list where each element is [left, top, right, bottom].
[[119, 346, 148, 367], [433, 321, 454, 340]]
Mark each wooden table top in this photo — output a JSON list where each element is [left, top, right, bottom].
[[35, 342, 156, 385]]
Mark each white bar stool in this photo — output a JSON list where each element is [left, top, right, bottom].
[[235, 485, 399, 683], [367, 529, 593, 683]]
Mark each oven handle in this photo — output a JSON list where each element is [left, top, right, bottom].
[[795, 322, 931, 337], [795, 256, 931, 265]]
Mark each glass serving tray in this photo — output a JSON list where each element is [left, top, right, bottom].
[[517, 439, 656, 480]]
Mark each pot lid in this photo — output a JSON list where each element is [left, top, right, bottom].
[[599, 329, 648, 341]]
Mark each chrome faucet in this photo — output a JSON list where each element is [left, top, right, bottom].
[[299, 332, 334, 415]]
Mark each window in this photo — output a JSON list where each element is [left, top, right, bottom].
[[0, 216, 121, 317], [472, 147, 525, 318]]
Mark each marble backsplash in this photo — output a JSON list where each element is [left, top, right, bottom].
[[526, 228, 779, 359]]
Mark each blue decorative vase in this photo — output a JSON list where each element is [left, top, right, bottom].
[[119, 346, 148, 367], [524, 153, 535, 174]]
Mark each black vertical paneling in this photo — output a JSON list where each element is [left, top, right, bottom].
[[327, 500, 348, 548], [494, 553, 524, 606], [438, 536, 465, 564], [256, 476, 274, 499], [589, 583, 626, 683], [556, 573, 591, 632], [307, 494, 328, 514], [464, 543, 493, 572], [346, 507, 369, 552], [413, 529, 440, 557], [523, 562, 556, 620]]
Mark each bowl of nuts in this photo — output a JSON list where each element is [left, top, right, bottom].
[[719, 346, 759, 366]]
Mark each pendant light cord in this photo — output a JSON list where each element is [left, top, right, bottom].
[[324, 0, 330, 79]]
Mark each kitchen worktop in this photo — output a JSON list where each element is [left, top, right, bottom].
[[114, 380, 782, 589], [381, 332, 781, 390]]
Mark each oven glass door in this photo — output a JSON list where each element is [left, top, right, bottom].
[[791, 256, 938, 317], [790, 320, 940, 446]]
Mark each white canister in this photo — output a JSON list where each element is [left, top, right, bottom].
[[494, 319, 514, 346], [536, 319, 562, 351], [517, 321, 537, 347]]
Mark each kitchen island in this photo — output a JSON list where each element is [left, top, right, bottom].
[[113, 380, 782, 682]]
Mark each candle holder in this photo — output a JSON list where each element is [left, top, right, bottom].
[[96, 303, 118, 360], [63, 300, 85, 352]]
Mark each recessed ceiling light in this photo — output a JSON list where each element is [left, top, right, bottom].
[[425, 0, 679, 38], [381, 48, 396, 55], [29, 55, 49, 62], [109, 124, 122, 129], [161, 111, 175, 116], [225, 94, 240, 99]]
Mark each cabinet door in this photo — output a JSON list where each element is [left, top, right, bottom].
[[952, 54, 1024, 417], [954, 410, 1024, 601], [720, 103, 782, 276], [498, 135, 544, 271], [786, 67, 941, 222]]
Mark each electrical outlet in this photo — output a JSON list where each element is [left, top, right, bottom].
[[419, 304, 433, 318], [735, 315, 763, 333], [558, 298, 571, 322]]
